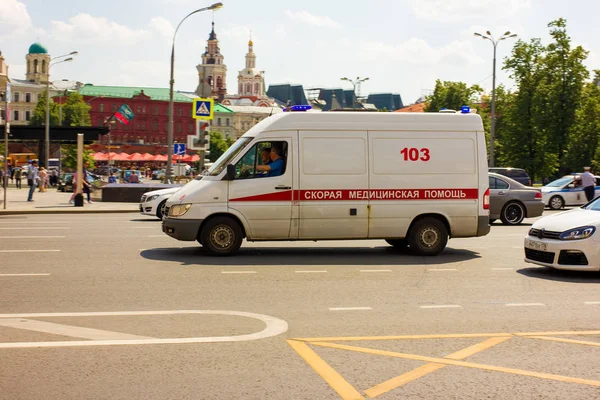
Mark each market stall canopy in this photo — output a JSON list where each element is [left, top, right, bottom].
[[112, 152, 131, 161]]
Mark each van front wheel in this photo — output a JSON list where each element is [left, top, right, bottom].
[[408, 218, 448, 256], [200, 217, 243, 256]]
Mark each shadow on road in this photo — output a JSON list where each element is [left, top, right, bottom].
[[140, 246, 481, 266], [130, 218, 160, 222], [517, 267, 600, 283]]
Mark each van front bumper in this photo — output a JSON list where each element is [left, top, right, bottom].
[[162, 217, 203, 241]]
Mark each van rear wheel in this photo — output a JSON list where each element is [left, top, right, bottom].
[[200, 217, 243, 256], [408, 218, 448, 256]]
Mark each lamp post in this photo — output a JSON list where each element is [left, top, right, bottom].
[[473, 31, 517, 167], [45, 51, 77, 168], [340, 76, 369, 109], [166, 2, 223, 184]]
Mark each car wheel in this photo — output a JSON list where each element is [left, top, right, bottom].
[[408, 217, 448, 256], [549, 195, 564, 210], [385, 239, 409, 248], [200, 217, 243, 256], [156, 200, 167, 219], [500, 202, 525, 225]]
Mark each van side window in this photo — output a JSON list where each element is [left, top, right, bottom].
[[234, 141, 288, 180]]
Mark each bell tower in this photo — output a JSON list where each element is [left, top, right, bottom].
[[196, 21, 227, 99], [26, 43, 50, 84]]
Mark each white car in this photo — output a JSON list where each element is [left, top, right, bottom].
[[524, 197, 600, 271], [542, 175, 600, 210], [140, 187, 181, 219]]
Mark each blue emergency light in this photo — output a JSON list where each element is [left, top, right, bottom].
[[461, 106, 471, 114], [284, 105, 312, 112]]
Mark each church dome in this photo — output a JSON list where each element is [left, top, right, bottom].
[[28, 43, 48, 54]]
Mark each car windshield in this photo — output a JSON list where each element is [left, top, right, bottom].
[[545, 177, 572, 187], [583, 197, 600, 211], [203, 137, 253, 178]]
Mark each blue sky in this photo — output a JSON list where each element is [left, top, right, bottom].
[[1, 0, 598, 105]]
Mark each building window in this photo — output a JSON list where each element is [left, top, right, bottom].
[[246, 83, 251, 94], [112, 104, 118, 112], [142, 106, 146, 114], [99, 103, 104, 112], [25, 93, 31, 103], [188, 124, 193, 133], [255, 83, 260, 93], [154, 106, 159, 115], [176, 122, 182, 133], [177, 108, 182, 117], [239, 84, 243, 94], [33, 59, 38, 73], [153, 122, 158, 131], [25, 111, 31, 121], [13, 110, 19, 121], [141, 122, 146, 129], [217, 76, 223, 89], [217, 118, 221, 126], [136, 105, 141, 113], [42, 60, 46, 73], [14, 92, 20, 102], [226, 118, 230, 126]]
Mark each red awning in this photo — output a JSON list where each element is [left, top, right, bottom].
[[127, 152, 143, 161], [92, 152, 107, 161], [112, 152, 130, 161], [151, 154, 168, 161]]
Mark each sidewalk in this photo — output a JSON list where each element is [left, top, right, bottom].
[[0, 186, 138, 215]]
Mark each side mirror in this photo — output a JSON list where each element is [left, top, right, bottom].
[[226, 164, 235, 181]]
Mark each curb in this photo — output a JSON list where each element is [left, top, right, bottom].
[[0, 209, 138, 216]]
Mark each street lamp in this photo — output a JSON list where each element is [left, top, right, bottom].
[[340, 76, 369, 109], [166, 2, 223, 184], [473, 31, 517, 167], [44, 51, 77, 167]]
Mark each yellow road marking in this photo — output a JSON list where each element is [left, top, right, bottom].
[[363, 336, 512, 398], [364, 363, 445, 398], [516, 330, 600, 336], [310, 341, 600, 388], [296, 333, 514, 342], [527, 336, 600, 347], [287, 340, 364, 400]]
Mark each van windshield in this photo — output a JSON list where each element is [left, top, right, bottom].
[[204, 137, 253, 178]]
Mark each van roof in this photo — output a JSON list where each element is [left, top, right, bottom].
[[243, 112, 484, 137]]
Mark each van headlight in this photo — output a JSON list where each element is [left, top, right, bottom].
[[147, 195, 159, 202], [169, 204, 191, 217], [559, 226, 596, 240]]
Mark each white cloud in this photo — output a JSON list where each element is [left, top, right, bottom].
[[284, 10, 341, 28], [50, 14, 148, 45], [150, 17, 174, 38], [220, 24, 255, 41], [412, 0, 533, 23], [112, 60, 196, 89], [0, 0, 32, 37]]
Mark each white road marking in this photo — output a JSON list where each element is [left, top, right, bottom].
[[491, 268, 517, 271], [0, 221, 69, 224], [428, 268, 458, 271], [0, 273, 50, 277], [132, 227, 158, 229], [420, 305, 462, 309], [0, 250, 61, 253], [0, 310, 289, 348], [0, 227, 70, 230], [295, 270, 328, 273], [221, 271, 257, 274], [0, 318, 152, 340], [505, 303, 546, 307], [0, 236, 66, 239], [147, 235, 165, 237], [328, 307, 372, 311], [584, 301, 600, 305], [360, 269, 392, 272]]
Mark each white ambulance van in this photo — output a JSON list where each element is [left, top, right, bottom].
[[162, 110, 490, 256]]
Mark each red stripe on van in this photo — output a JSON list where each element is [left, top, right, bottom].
[[229, 189, 478, 202]]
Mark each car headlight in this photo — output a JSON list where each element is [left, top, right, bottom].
[[169, 204, 191, 217], [559, 226, 596, 240], [147, 195, 159, 202]]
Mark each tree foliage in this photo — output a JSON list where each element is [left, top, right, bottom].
[[208, 131, 235, 162], [62, 92, 91, 127], [30, 91, 59, 127], [60, 145, 96, 170], [424, 80, 483, 112]]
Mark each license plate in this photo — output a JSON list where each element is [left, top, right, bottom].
[[527, 239, 547, 251]]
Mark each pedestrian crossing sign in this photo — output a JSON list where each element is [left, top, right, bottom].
[[192, 98, 214, 120]]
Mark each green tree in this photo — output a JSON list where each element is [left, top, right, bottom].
[[208, 131, 234, 162], [477, 86, 514, 164], [29, 91, 59, 127], [424, 80, 483, 112], [565, 71, 600, 172], [60, 145, 96, 170], [62, 92, 91, 127]]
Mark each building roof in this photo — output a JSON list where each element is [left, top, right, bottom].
[[79, 85, 196, 102], [395, 103, 426, 112], [9, 78, 44, 89], [28, 43, 48, 54]]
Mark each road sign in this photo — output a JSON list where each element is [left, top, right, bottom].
[[192, 97, 214, 120], [174, 143, 186, 156]]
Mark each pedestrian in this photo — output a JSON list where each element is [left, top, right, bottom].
[[27, 161, 40, 202], [14, 167, 22, 189], [82, 163, 93, 204], [108, 173, 117, 184], [38, 167, 48, 192], [581, 166, 597, 202]]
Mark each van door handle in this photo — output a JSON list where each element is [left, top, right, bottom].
[[275, 186, 291, 190]]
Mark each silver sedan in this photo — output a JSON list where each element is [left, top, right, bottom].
[[489, 172, 545, 225]]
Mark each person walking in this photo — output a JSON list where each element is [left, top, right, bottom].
[[27, 161, 40, 202], [14, 167, 22, 189], [38, 167, 48, 192], [581, 167, 597, 202]]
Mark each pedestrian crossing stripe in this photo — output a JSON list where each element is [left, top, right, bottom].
[[192, 97, 214, 120]]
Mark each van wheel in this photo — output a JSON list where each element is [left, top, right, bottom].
[[156, 200, 167, 219], [501, 202, 525, 225], [549, 196, 564, 210], [200, 217, 243, 256], [408, 218, 448, 256], [385, 239, 408, 248]]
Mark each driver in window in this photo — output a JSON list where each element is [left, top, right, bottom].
[[256, 146, 284, 177]]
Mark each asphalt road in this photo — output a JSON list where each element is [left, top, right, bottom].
[[0, 211, 599, 400]]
